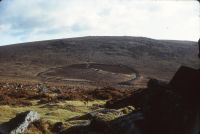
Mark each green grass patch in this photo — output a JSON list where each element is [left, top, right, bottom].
[[0, 100, 106, 123]]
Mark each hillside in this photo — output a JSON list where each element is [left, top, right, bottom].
[[0, 36, 199, 87]]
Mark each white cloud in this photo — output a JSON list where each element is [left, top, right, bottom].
[[0, 0, 199, 45]]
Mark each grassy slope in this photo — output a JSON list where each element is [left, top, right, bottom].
[[0, 100, 106, 123]]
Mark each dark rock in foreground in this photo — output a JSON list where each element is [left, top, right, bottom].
[[0, 111, 40, 134], [170, 66, 200, 110], [106, 66, 200, 134], [61, 109, 143, 134]]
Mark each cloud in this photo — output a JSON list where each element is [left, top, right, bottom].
[[0, 0, 199, 45]]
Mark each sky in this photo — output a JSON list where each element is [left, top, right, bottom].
[[0, 0, 199, 46]]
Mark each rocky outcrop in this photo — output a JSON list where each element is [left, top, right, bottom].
[[198, 38, 200, 58], [105, 112, 144, 134], [170, 66, 200, 110], [105, 66, 200, 134], [61, 111, 143, 134], [61, 106, 140, 134], [105, 79, 170, 109], [0, 111, 40, 134]]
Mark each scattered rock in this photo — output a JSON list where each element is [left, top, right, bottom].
[[52, 122, 65, 133], [0, 111, 40, 134], [67, 108, 124, 121], [62, 109, 143, 134], [52, 88, 62, 94], [119, 106, 135, 114], [62, 106, 137, 134], [105, 112, 144, 134], [37, 84, 49, 93], [25, 119, 53, 134], [60, 125, 90, 134]]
